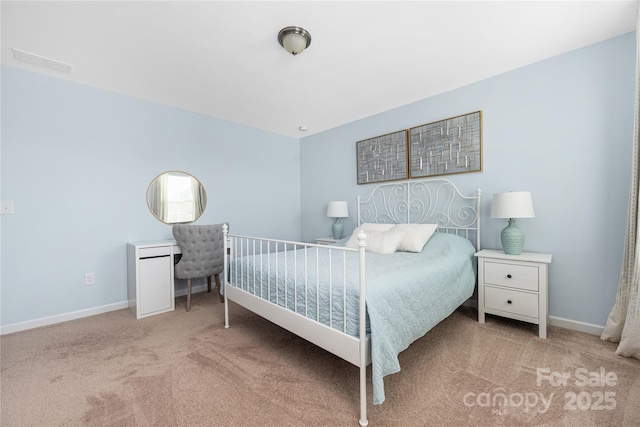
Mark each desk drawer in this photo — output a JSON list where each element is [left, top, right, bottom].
[[485, 286, 538, 319], [139, 246, 171, 258], [484, 261, 539, 291]]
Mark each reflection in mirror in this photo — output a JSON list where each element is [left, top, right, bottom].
[[147, 171, 207, 224]]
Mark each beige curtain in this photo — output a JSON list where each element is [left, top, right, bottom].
[[601, 5, 640, 358], [150, 173, 169, 222]]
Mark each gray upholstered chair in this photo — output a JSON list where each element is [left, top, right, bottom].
[[172, 223, 226, 312]]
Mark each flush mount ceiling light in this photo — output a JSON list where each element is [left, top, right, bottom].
[[277, 26, 312, 56]]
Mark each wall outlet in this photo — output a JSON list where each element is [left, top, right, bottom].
[[1, 200, 14, 215], [84, 273, 95, 286]]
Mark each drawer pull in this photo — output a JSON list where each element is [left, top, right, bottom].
[[507, 274, 512, 279], [507, 300, 513, 304]]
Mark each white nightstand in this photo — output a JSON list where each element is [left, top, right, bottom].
[[475, 249, 552, 338], [315, 237, 339, 245]]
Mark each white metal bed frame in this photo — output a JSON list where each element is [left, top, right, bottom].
[[223, 178, 481, 426]]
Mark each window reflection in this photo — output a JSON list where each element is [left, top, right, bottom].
[[147, 171, 207, 224]]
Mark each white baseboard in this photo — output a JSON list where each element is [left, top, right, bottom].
[[1, 284, 212, 336], [549, 316, 604, 336], [174, 283, 209, 298], [1, 301, 129, 336], [463, 299, 604, 336], [2, 292, 604, 337]]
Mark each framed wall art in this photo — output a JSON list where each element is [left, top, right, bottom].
[[356, 130, 409, 185], [409, 111, 482, 179]]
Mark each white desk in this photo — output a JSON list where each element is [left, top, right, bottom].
[[127, 240, 181, 319]]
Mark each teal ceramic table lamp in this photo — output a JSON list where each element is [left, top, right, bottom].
[[327, 201, 349, 239], [491, 192, 535, 255]]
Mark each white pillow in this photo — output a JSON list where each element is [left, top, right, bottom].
[[394, 223, 438, 252], [361, 230, 404, 254], [344, 223, 396, 248]]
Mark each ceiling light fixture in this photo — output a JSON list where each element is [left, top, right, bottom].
[[277, 26, 311, 56]]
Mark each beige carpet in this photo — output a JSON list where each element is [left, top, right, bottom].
[[1, 293, 640, 427]]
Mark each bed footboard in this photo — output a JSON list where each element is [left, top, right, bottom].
[[223, 227, 370, 366], [222, 225, 370, 425]]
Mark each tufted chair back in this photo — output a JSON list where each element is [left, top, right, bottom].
[[172, 223, 227, 311]]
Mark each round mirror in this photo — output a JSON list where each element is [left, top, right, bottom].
[[146, 171, 207, 224]]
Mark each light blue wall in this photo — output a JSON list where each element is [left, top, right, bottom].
[[1, 31, 635, 330], [300, 32, 636, 327], [1, 66, 301, 326]]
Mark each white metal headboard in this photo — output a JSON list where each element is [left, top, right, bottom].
[[357, 178, 482, 250]]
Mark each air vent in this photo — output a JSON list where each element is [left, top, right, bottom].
[[12, 48, 72, 74]]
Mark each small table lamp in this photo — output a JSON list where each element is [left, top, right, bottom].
[[491, 192, 535, 255], [327, 201, 349, 239]]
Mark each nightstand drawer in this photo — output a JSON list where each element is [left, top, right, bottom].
[[484, 261, 539, 291], [485, 286, 539, 319]]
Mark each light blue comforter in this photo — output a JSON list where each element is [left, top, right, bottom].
[[229, 232, 476, 405]]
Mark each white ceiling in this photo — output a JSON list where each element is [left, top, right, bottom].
[[1, 1, 636, 138]]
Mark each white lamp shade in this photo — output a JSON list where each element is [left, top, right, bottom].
[[282, 33, 308, 55], [327, 201, 349, 218], [491, 192, 535, 219]]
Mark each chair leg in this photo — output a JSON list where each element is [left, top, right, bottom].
[[215, 274, 224, 303], [186, 278, 192, 312], [207, 276, 212, 292]]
